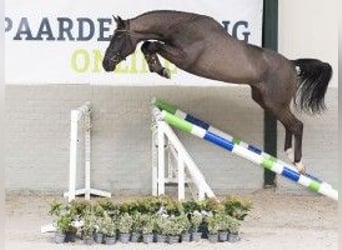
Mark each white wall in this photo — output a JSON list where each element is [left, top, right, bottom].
[[279, 0, 338, 87], [5, 1, 338, 196], [277, 0, 338, 193]]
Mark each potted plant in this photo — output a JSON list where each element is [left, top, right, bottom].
[[49, 201, 78, 244], [117, 213, 133, 243], [178, 214, 191, 242], [48, 201, 65, 244], [82, 209, 96, 245], [206, 214, 219, 243], [227, 215, 241, 243], [102, 212, 116, 245], [222, 195, 252, 221], [93, 215, 106, 244], [130, 212, 142, 242], [164, 215, 183, 244], [55, 212, 78, 243], [140, 214, 155, 244], [154, 214, 168, 243], [214, 211, 228, 242], [190, 210, 202, 242]]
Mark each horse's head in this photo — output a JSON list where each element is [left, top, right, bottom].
[[102, 15, 136, 72]]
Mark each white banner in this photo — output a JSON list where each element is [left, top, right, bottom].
[[5, 0, 263, 85]]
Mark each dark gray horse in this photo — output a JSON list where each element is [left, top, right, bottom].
[[102, 10, 332, 174]]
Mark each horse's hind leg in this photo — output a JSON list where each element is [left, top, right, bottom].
[[251, 86, 305, 173], [141, 41, 170, 79], [284, 129, 294, 162], [273, 107, 305, 173]]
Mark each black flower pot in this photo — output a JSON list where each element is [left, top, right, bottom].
[[191, 231, 202, 242], [228, 233, 240, 243], [143, 233, 154, 244], [84, 236, 94, 245], [181, 232, 191, 242], [218, 231, 228, 242], [119, 233, 130, 243], [64, 232, 76, 243], [167, 235, 180, 244], [131, 232, 141, 242], [54, 232, 65, 244], [94, 232, 104, 244], [105, 235, 116, 245], [207, 233, 218, 243]]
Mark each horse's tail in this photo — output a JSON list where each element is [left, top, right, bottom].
[[291, 58, 332, 114]]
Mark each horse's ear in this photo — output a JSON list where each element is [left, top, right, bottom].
[[112, 15, 124, 27]]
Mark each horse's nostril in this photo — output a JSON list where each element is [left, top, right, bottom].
[[102, 59, 115, 72], [102, 61, 110, 71]]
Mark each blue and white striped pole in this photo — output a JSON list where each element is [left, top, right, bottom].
[[153, 98, 338, 201], [152, 98, 328, 185]]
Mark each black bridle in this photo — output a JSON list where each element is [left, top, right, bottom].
[[110, 51, 125, 64], [109, 20, 132, 64]]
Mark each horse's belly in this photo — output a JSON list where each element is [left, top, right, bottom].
[[186, 41, 264, 84], [190, 57, 260, 84]]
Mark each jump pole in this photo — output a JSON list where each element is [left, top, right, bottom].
[[152, 98, 332, 187], [153, 99, 338, 201]]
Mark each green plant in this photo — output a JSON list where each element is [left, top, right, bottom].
[[48, 200, 63, 217], [98, 199, 120, 217], [94, 215, 106, 234], [49, 201, 77, 234], [102, 212, 116, 237], [163, 215, 183, 236], [82, 208, 97, 238], [206, 214, 219, 235], [215, 211, 228, 231], [199, 198, 222, 214], [117, 213, 133, 234], [94, 203, 105, 217], [69, 200, 92, 217], [222, 196, 252, 221], [226, 215, 241, 234], [181, 200, 201, 214], [154, 215, 168, 235], [190, 210, 203, 232], [136, 196, 162, 214], [159, 196, 183, 216], [56, 212, 77, 234], [177, 214, 191, 234], [131, 212, 142, 233], [140, 214, 155, 235]]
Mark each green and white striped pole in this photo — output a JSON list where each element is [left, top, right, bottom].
[[153, 98, 338, 201]]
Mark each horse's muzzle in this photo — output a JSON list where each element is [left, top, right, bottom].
[[102, 59, 116, 72]]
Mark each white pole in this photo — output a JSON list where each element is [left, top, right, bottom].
[[198, 189, 205, 201], [151, 125, 158, 196], [157, 121, 165, 195], [84, 111, 91, 200], [178, 155, 185, 200], [167, 141, 173, 179], [68, 110, 80, 202], [159, 122, 215, 199]]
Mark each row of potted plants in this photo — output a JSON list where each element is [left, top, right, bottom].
[[48, 195, 252, 245]]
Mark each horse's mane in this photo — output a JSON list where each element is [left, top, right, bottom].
[[133, 10, 199, 20]]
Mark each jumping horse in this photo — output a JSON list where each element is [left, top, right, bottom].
[[102, 10, 332, 174]]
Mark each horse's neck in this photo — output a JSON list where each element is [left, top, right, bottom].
[[130, 11, 190, 41]]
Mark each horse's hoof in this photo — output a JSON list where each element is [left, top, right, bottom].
[[285, 148, 294, 162], [161, 68, 171, 79], [295, 161, 305, 174]]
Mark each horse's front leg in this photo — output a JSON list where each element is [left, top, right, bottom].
[[141, 41, 171, 79]]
